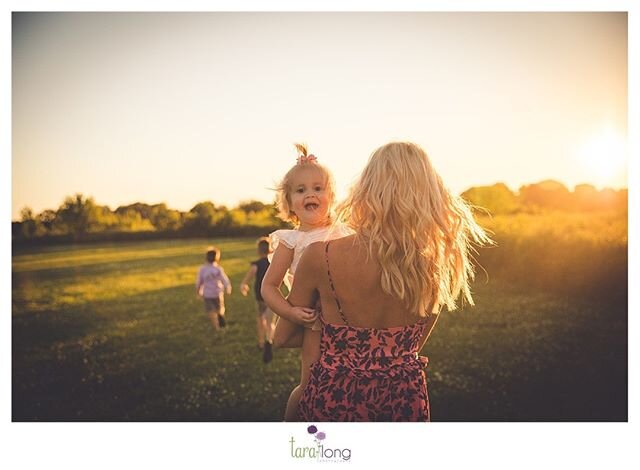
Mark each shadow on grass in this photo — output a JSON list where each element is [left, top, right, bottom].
[[13, 283, 299, 421], [425, 285, 627, 422], [13, 278, 627, 421]]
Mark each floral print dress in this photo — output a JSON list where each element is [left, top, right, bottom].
[[297, 242, 431, 422]]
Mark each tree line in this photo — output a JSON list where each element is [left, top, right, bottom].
[[13, 180, 627, 244], [13, 196, 288, 244], [461, 180, 627, 215]]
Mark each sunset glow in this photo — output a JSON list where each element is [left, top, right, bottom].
[[11, 13, 627, 219], [577, 129, 628, 187]]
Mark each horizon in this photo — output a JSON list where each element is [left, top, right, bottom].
[[12, 177, 628, 222], [12, 12, 627, 220]]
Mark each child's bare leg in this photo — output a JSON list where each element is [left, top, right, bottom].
[[284, 384, 303, 421], [218, 297, 226, 321], [283, 328, 321, 421], [216, 294, 228, 328], [256, 316, 266, 347], [208, 310, 220, 331], [265, 310, 275, 343]]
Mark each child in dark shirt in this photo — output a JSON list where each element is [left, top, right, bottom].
[[240, 237, 276, 362]]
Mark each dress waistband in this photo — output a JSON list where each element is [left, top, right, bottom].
[[316, 353, 429, 379]]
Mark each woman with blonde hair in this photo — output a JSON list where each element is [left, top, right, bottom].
[[276, 141, 492, 421]]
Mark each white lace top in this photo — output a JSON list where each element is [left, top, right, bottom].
[[269, 222, 353, 290]]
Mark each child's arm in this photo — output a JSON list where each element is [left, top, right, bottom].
[[261, 245, 317, 326], [219, 267, 232, 295], [240, 265, 257, 296], [275, 244, 322, 348], [195, 267, 203, 297]]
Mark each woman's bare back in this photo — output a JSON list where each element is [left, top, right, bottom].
[[315, 235, 424, 329]]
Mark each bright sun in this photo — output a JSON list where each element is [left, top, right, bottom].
[[578, 129, 627, 186]]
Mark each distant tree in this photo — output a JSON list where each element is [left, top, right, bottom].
[[20, 207, 34, 221], [230, 209, 247, 226], [519, 180, 571, 211], [615, 189, 628, 213], [573, 184, 599, 211], [57, 194, 99, 239], [115, 202, 155, 220], [19, 207, 37, 238], [599, 188, 618, 207], [461, 183, 519, 214], [37, 209, 58, 232], [569, 185, 626, 212], [150, 203, 182, 231], [189, 201, 216, 220], [183, 201, 217, 234], [574, 183, 598, 196], [238, 200, 268, 214], [211, 205, 234, 230], [93, 205, 121, 231]]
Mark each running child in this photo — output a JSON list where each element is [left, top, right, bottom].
[[240, 237, 277, 363], [196, 246, 232, 331]]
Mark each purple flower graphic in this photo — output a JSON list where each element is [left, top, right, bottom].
[[316, 432, 326, 440], [307, 425, 318, 434]]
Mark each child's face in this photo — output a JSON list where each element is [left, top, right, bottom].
[[289, 168, 331, 229]]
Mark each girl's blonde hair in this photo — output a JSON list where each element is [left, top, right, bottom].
[[336, 142, 492, 315], [275, 143, 336, 226]]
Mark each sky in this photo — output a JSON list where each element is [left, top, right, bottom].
[[11, 12, 628, 220]]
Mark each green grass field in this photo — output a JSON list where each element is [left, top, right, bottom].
[[12, 237, 627, 421]]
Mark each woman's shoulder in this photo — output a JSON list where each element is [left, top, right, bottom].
[[329, 221, 355, 238], [300, 221, 354, 245], [304, 234, 355, 262], [295, 240, 327, 270]]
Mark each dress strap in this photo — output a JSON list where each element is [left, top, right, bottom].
[[324, 242, 349, 326]]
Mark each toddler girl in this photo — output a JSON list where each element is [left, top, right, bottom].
[[261, 143, 351, 421]]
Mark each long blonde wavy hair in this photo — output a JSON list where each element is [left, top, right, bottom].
[[336, 142, 492, 315]]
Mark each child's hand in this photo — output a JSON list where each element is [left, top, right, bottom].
[[287, 306, 318, 326], [226, 286, 232, 295], [240, 283, 250, 297]]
